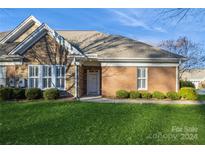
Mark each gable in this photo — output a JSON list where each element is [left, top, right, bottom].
[[0, 16, 41, 44], [23, 34, 71, 65], [14, 22, 40, 43]]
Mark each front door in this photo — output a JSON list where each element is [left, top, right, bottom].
[[87, 70, 100, 95]]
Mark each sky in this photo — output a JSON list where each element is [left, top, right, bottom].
[[0, 8, 205, 47]]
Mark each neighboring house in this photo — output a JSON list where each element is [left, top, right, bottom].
[[0, 16, 185, 98], [182, 69, 205, 89]]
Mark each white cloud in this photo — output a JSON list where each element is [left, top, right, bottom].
[[108, 9, 167, 33], [153, 27, 167, 33], [109, 9, 151, 30]]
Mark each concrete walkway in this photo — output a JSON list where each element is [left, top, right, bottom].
[[197, 89, 205, 95], [79, 96, 205, 105]]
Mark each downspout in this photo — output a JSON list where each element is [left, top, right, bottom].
[[74, 57, 79, 99]]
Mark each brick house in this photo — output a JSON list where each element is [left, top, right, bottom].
[[0, 16, 185, 98]]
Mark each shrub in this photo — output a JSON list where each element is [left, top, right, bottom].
[[13, 88, 26, 100], [140, 91, 152, 99], [25, 88, 42, 100], [180, 80, 195, 88], [129, 90, 141, 99], [152, 91, 166, 99], [179, 87, 198, 100], [166, 91, 180, 100], [116, 90, 129, 98], [43, 88, 60, 100], [0, 88, 13, 100]]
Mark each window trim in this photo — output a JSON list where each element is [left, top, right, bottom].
[[28, 65, 39, 88], [28, 65, 66, 90], [42, 65, 52, 89], [137, 67, 148, 90], [55, 65, 66, 90]]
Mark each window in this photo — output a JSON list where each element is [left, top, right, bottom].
[[137, 67, 147, 90], [28, 66, 39, 88], [0, 66, 6, 87], [28, 65, 66, 90], [56, 65, 65, 89], [42, 65, 52, 89]]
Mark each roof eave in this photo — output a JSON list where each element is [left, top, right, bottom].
[[96, 58, 182, 63]]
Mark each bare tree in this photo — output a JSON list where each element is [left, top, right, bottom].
[[157, 8, 205, 24], [158, 37, 205, 78], [27, 35, 75, 93]]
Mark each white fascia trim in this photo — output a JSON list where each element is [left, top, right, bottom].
[[101, 63, 179, 67], [9, 23, 84, 57], [97, 57, 185, 62], [8, 23, 46, 55], [0, 15, 41, 44], [0, 62, 23, 65], [99, 57, 181, 60]]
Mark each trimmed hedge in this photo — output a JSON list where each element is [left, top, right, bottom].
[[116, 90, 129, 98], [140, 91, 152, 99], [167, 91, 180, 100], [152, 91, 166, 99], [129, 90, 141, 99], [0, 88, 13, 100], [180, 80, 195, 88], [43, 88, 60, 100], [179, 87, 198, 100], [13, 88, 26, 100], [25, 88, 42, 100]]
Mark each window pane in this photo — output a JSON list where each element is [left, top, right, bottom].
[[141, 69, 146, 78], [48, 78, 52, 87], [141, 79, 146, 88], [56, 78, 60, 88], [61, 67, 65, 76], [61, 78, 64, 88], [35, 78, 38, 88], [56, 67, 60, 77], [137, 79, 141, 89], [29, 66, 32, 77], [43, 66, 51, 77], [137, 69, 141, 77], [35, 67, 38, 76], [30, 78, 34, 88], [43, 78, 47, 88], [48, 67, 51, 76], [137, 68, 146, 78]]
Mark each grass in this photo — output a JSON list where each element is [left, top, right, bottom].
[[0, 100, 205, 145], [198, 95, 205, 101]]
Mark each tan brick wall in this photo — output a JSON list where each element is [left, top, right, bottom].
[[5, 34, 75, 95], [102, 66, 137, 97], [101, 66, 177, 97], [148, 67, 176, 93]]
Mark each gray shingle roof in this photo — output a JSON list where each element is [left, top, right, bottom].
[[57, 30, 184, 59], [0, 30, 184, 60]]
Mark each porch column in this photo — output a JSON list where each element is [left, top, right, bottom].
[[74, 60, 79, 99]]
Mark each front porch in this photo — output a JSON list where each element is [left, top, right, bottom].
[[77, 64, 102, 97]]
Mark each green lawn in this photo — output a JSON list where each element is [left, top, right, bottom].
[[198, 95, 205, 101], [0, 100, 205, 145]]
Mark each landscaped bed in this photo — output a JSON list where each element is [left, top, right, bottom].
[[0, 100, 205, 144]]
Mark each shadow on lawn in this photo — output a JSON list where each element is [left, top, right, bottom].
[[1, 102, 205, 145]]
